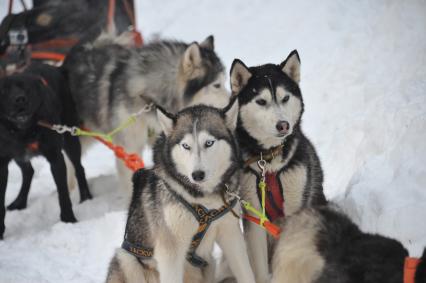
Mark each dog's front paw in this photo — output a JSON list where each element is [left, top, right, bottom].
[[60, 213, 77, 223], [7, 199, 27, 211]]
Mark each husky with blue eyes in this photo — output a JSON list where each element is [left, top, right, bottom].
[[224, 51, 327, 283], [106, 101, 255, 283]]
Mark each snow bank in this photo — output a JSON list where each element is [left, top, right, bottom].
[[1, 0, 425, 282]]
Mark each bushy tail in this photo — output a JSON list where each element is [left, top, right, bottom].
[[415, 247, 426, 283]]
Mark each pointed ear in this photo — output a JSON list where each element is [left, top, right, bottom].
[[223, 97, 239, 130], [280, 50, 301, 83], [156, 106, 175, 135], [182, 42, 202, 76], [230, 59, 252, 95], [200, 35, 214, 50]]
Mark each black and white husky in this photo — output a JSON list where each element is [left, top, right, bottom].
[[228, 51, 327, 282], [105, 101, 255, 283], [63, 34, 229, 192], [271, 205, 426, 283]]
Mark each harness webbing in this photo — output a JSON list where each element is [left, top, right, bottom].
[[252, 170, 285, 223], [263, 172, 285, 222], [121, 239, 154, 259], [170, 190, 238, 268], [121, 189, 237, 268]]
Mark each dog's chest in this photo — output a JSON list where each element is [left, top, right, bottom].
[[242, 162, 308, 218], [163, 203, 199, 242], [162, 200, 222, 256]]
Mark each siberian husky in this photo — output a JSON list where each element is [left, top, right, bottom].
[[227, 50, 327, 282], [271, 205, 426, 283], [105, 101, 255, 283], [63, 34, 229, 192]]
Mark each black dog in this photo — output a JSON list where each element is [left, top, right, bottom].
[[0, 63, 91, 239]]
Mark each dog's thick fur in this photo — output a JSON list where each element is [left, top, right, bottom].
[[63, 34, 229, 192], [271, 205, 426, 283], [228, 51, 326, 282], [0, 63, 91, 239], [105, 102, 255, 283]]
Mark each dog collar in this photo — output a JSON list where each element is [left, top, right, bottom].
[[244, 144, 284, 167]]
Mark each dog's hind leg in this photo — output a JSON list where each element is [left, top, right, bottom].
[[271, 210, 324, 283], [0, 157, 10, 239], [7, 160, 34, 210], [41, 145, 77, 223], [66, 136, 92, 192], [106, 248, 157, 283], [63, 134, 92, 202]]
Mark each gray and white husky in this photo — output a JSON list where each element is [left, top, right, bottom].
[[63, 34, 229, 192], [105, 101, 255, 283], [226, 50, 327, 283]]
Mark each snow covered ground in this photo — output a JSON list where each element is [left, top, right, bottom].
[[1, 0, 426, 282]]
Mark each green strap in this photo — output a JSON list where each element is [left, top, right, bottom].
[[241, 180, 270, 227], [74, 115, 138, 142]]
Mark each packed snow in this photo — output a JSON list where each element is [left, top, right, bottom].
[[1, 0, 426, 282]]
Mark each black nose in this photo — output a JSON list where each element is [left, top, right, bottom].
[[15, 95, 27, 105], [276, 120, 290, 134], [192, 170, 205, 182]]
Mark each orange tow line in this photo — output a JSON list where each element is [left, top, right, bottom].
[[404, 257, 421, 283], [86, 127, 145, 172]]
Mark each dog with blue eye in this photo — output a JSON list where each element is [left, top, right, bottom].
[[106, 101, 256, 283]]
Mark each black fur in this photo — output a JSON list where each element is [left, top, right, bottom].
[[233, 59, 326, 208], [236, 63, 303, 156], [416, 248, 426, 283], [0, 63, 91, 239], [315, 207, 409, 283]]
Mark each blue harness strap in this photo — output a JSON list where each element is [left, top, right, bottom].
[[121, 189, 237, 268]]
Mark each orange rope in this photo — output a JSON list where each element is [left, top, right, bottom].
[[404, 257, 421, 283], [242, 214, 281, 239], [81, 127, 144, 172]]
